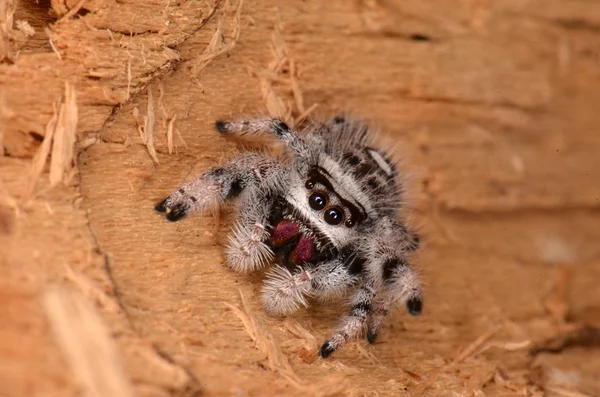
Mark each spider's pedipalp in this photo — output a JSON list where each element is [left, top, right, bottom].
[[261, 256, 360, 316], [261, 265, 312, 316], [225, 187, 278, 273], [226, 220, 274, 272]]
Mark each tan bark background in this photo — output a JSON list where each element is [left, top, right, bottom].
[[1, 0, 599, 396]]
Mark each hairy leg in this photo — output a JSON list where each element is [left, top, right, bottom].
[[215, 118, 309, 159], [320, 280, 376, 358], [367, 256, 422, 344], [155, 153, 282, 221]]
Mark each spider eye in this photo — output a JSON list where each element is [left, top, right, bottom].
[[324, 207, 343, 225], [345, 218, 355, 228], [305, 180, 314, 189], [309, 192, 327, 210]]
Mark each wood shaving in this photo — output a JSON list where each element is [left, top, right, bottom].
[[126, 59, 132, 101], [255, 24, 318, 127], [45, 27, 62, 60], [15, 20, 34, 37], [49, 82, 78, 186], [187, 0, 242, 85], [41, 286, 134, 397], [139, 87, 159, 164], [25, 101, 59, 202], [544, 386, 593, 397], [542, 265, 573, 323], [477, 339, 531, 355], [224, 289, 302, 388], [63, 264, 121, 313], [56, 0, 88, 24], [133, 347, 191, 390], [452, 325, 502, 364], [355, 340, 382, 366], [0, 0, 16, 62], [166, 114, 177, 154]]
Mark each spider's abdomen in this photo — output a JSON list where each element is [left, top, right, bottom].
[[268, 219, 322, 268]]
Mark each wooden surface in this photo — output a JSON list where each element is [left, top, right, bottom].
[[1, 0, 599, 396]]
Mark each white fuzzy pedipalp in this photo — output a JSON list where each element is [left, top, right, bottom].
[[261, 266, 312, 316], [225, 221, 273, 273]]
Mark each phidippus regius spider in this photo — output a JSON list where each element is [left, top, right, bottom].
[[155, 116, 422, 358]]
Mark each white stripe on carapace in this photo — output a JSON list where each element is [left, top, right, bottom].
[[319, 155, 374, 214], [366, 148, 393, 176]]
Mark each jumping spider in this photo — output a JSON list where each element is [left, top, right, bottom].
[[155, 116, 422, 358]]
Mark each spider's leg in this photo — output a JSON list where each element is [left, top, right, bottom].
[[320, 280, 376, 358], [225, 187, 276, 273], [215, 118, 309, 159], [319, 238, 422, 357], [260, 255, 360, 316], [366, 252, 422, 344], [155, 153, 281, 222]]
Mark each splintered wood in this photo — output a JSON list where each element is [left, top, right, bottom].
[[186, 0, 241, 86], [225, 291, 346, 397], [25, 82, 78, 202], [25, 102, 59, 202], [224, 290, 302, 387], [542, 265, 573, 324], [132, 87, 160, 164], [157, 82, 183, 155], [452, 325, 502, 364], [0, 0, 16, 62], [49, 82, 78, 186], [142, 87, 159, 164], [3, 0, 600, 396], [42, 286, 134, 397], [252, 24, 318, 126]]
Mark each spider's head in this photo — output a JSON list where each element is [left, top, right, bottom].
[[285, 117, 403, 246], [302, 144, 399, 229]]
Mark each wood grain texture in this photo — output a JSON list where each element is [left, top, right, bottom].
[[1, 0, 599, 396]]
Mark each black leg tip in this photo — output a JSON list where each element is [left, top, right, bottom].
[[406, 297, 422, 316], [165, 204, 187, 222], [155, 199, 168, 213], [333, 116, 346, 124], [367, 329, 378, 344], [319, 342, 335, 359], [215, 120, 228, 134]]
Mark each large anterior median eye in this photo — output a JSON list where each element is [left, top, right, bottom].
[[309, 192, 327, 211], [324, 207, 344, 225]]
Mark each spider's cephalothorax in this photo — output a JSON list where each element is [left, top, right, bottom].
[[155, 117, 422, 358]]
